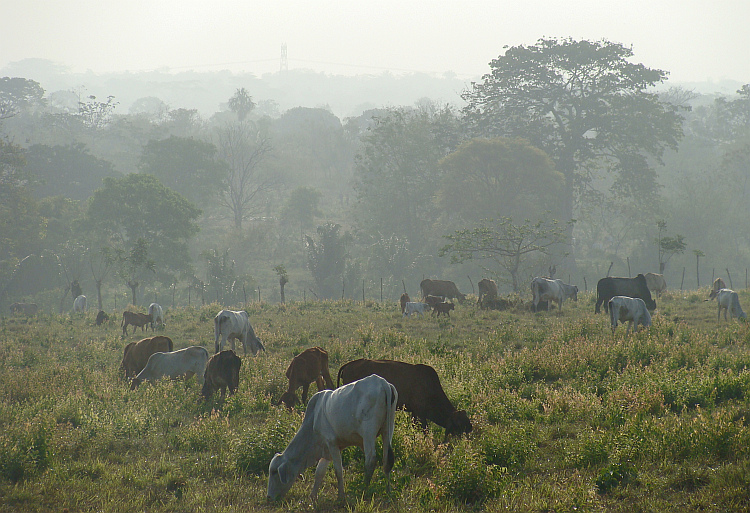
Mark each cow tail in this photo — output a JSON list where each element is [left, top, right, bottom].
[[384, 383, 397, 473], [213, 316, 220, 347], [336, 363, 346, 388], [609, 304, 615, 331]]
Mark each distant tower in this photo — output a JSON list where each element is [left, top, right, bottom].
[[280, 44, 288, 72]]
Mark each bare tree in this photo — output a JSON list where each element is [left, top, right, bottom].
[[216, 121, 274, 230]]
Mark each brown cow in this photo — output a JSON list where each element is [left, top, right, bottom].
[[420, 279, 466, 301], [400, 293, 410, 314], [120, 335, 174, 378], [477, 278, 498, 306], [337, 358, 472, 437], [424, 294, 445, 308], [10, 303, 38, 316], [202, 350, 242, 399], [95, 310, 110, 326], [275, 347, 334, 409], [432, 301, 455, 317], [121, 310, 152, 336]]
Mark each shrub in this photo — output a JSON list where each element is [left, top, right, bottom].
[[0, 421, 53, 483], [234, 409, 300, 476], [436, 439, 505, 504]]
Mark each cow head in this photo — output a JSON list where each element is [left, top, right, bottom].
[[247, 335, 266, 356], [572, 286, 579, 302], [644, 297, 657, 311], [274, 391, 299, 409], [267, 453, 296, 500], [445, 410, 473, 436]]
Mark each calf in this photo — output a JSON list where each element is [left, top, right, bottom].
[[148, 302, 164, 330], [275, 347, 334, 409], [73, 294, 87, 313], [267, 375, 397, 504], [130, 346, 210, 390], [403, 302, 430, 317], [120, 335, 174, 378], [716, 289, 747, 322], [424, 294, 446, 308], [95, 310, 110, 326], [432, 301, 455, 317], [121, 310, 152, 336], [202, 350, 242, 399], [337, 358, 472, 437], [399, 293, 410, 314], [609, 296, 652, 335]]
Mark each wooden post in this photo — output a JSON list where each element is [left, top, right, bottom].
[[467, 275, 475, 294], [680, 267, 685, 290], [626, 257, 631, 278], [362, 280, 365, 303], [606, 261, 614, 277], [172, 283, 175, 307], [727, 269, 733, 289], [114, 293, 117, 310], [342, 279, 345, 301], [243, 284, 247, 307], [258, 287, 261, 302], [188, 287, 191, 307], [303, 290, 306, 302], [583, 276, 587, 292], [380, 278, 383, 303]]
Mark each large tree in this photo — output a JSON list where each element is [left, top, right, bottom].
[[83, 173, 201, 284], [0, 77, 45, 120], [462, 38, 685, 230]]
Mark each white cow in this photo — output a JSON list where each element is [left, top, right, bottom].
[[716, 289, 747, 322], [531, 277, 578, 312], [707, 278, 727, 301], [213, 309, 265, 355], [403, 302, 430, 317], [609, 296, 652, 334], [267, 374, 398, 504], [73, 294, 87, 313], [644, 272, 667, 298], [148, 302, 164, 330], [130, 345, 209, 389]]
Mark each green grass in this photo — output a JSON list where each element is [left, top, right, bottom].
[[2, 291, 750, 511]]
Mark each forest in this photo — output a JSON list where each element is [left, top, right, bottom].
[[2, 37, 750, 313]]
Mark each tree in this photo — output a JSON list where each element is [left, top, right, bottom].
[[138, 136, 228, 206], [439, 215, 571, 292], [693, 249, 704, 288], [0, 77, 45, 120], [77, 94, 118, 129], [438, 137, 565, 226], [117, 238, 155, 306], [88, 245, 117, 311], [656, 221, 686, 273], [305, 223, 352, 299], [83, 173, 201, 284], [228, 88, 255, 121], [281, 186, 323, 233], [274, 264, 289, 303], [215, 121, 274, 230], [462, 38, 685, 239]]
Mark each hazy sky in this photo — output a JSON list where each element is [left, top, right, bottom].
[[3, 0, 748, 84]]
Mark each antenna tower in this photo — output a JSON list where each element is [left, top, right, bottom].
[[280, 44, 288, 72]]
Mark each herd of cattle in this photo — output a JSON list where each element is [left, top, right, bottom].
[[6, 272, 748, 502]]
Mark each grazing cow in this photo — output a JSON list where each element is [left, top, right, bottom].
[[120, 335, 174, 378], [121, 310, 153, 336], [95, 310, 110, 326], [595, 274, 656, 314], [403, 302, 430, 317], [10, 303, 38, 316], [644, 272, 667, 298], [267, 375, 397, 504], [716, 289, 747, 322], [202, 350, 242, 399], [420, 279, 466, 301], [130, 345, 210, 390], [432, 301, 455, 317], [214, 309, 265, 355], [275, 347, 335, 409], [609, 296, 652, 334], [337, 359, 472, 437], [148, 302, 164, 330], [531, 277, 578, 312], [707, 278, 727, 301], [73, 294, 87, 313], [478, 278, 498, 306], [424, 294, 446, 308], [399, 293, 410, 314]]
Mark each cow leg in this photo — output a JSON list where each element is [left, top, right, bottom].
[[301, 383, 310, 403], [315, 376, 325, 392], [362, 435, 378, 491], [220, 386, 226, 400], [329, 447, 346, 501], [312, 458, 330, 504]]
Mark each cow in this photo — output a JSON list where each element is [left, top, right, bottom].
[[73, 294, 87, 313], [595, 274, 656, 314], [337, 358, 472, 438], [399, 293, 410, 314], [707, 278, 727, 301], [716, 289, 747, 322], [403, 302, 430, 317], [644, 272, 667, 298], [432, 301, 455, 317], [478, 278, 498, 307], [130, 346, 210, 390], [531, 277, 578, 312], [120, 335, 174, 378], [214, 309, 265, 355], [424, 294, 446, 308], [608, 296, 652, 335], [202, 350, 242, 400], [267, 374, 397, 504], [420, 279, 466, 301], [10, 303, 38, 316], [95, 310, 110, 326], [275, 347, 335, 409], [148, 302, 164, 330], [121, 310, 153, 336]]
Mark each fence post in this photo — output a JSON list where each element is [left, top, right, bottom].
[[380, 278, 383, 303], [583, 276, 587, 292], [362, 280, 365, 303], [680, 267, 685, 290]]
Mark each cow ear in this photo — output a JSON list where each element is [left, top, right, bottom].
[[278, 461, 292, 485]]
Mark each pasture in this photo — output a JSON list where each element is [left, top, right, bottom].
[[2, 290, 750, 512]]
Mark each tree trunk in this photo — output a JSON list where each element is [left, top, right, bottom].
[[96, 279, 103, 311]]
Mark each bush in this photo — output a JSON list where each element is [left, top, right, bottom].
[[436, 439, 505, 504], [234, 409, 300, 476]]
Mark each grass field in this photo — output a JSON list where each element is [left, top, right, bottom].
[[2, 290, 750, 512]]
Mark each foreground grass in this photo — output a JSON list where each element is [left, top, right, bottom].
[[2, 290, 750, 512]]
